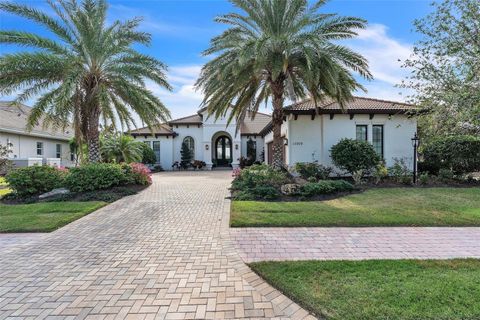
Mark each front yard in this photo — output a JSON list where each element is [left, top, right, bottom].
[[0, 201, 106, 232], [251, 259, 480, 320], [231, 187, 480, 227]]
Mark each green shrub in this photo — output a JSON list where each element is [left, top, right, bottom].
[[330, 139, 380, 184], [235, 185, 280, 200], [373, 163, 388, 184], [6, 165, 65, 197], [300, 180, 354, 197], [419, 172, 430, 185], [294, 162, 332, 181], [422, 135, 480, 174], [231, 164, 290, 191], [65, 163, 127, 192], [389, 158, 412, 185], [141, 143, 157, 164], [438, 168, 454, 182]]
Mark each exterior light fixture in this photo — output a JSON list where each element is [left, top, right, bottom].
[[411, 132, 420, 184], [284, 138, 289, 146], [235, 144, 239, 150], [205, 144, 209, 151]]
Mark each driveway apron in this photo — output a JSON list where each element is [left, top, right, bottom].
[[0, 171, 313, 320]]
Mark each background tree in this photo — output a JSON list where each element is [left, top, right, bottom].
[[100, 134, 143, 164], [0, 0, 171, 162], [196, 0, 371, 168], [180, 141, 193, 169], [400, 0, 480, 142]]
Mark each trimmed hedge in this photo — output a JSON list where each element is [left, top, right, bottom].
[[331, 139, 380, 183], [6, 165, 65, 197], [65, 163, 127, 192], [421, 135, 480, 174], [300, 180, 354, 197]]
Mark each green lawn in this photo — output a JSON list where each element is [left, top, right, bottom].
[[231, 187, 480, 227], [251, 259, 480, 320], [0, 201, 106, 232]]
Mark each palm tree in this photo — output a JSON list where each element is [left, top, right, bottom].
[[0, 0, 171, 162], [196, 0, 372, 168], [100, 134, 143, 163]]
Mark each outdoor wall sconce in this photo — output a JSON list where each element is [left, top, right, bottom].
[[235, 144, 239, 150], [284, 138, 289, 146], [205, 144, 209, 151]]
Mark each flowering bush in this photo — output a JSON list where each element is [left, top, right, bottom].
[[129, 162, 152, 185], [232, 167, 242, 178]]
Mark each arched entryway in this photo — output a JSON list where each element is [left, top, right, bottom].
[[214, 135, 232, 166]]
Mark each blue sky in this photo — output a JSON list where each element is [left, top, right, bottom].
[[0, 0, 434, 120]]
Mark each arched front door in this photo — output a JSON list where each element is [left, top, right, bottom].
[[215, 135, 232, 166]]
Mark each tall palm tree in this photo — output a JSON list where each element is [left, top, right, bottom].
[[0, 0, 171, 162], [196, 0, 372, 168]]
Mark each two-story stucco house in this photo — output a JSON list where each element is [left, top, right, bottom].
[[0, 102, 75, 167], [129, 96, 417, 171]]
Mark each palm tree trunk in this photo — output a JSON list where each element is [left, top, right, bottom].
[[86, 108, 101, 163], [271, 81, 285, 169]]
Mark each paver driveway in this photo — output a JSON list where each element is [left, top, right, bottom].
[[0, 171, 314, 320]]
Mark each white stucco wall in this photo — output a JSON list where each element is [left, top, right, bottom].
[[263, 113, 417, 170], [171, 125, 203, 163], [132, 135, 174, 170], [0, 132, 73, 167]]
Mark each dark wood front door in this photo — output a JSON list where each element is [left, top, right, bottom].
[[215, 136, 232, 166]]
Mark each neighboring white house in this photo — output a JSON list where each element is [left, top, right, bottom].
[[129, 97, 417, 171], [0, 102, 75, 167]]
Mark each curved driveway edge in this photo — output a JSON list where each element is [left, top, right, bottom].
[[0, 171, 315, 320]]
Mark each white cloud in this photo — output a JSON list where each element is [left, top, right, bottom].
[[347, 23, 413, 101], [145, 65, 205, 121], [351, 23, 412, 85]]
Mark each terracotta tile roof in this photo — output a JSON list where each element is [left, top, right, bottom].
[[128, 123, 176, 136], [284, 96, 416, 113], [0, 101, 73, 141], [168, 114, 203, 125], [240, 112, 271, 135]]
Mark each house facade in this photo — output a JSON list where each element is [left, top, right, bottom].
[[0, 102, 75, 168], [129, 108, 271, 170], [130, 97, 417, 171]]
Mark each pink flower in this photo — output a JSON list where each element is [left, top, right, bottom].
[[232, 168, 242, 178], [129, 162, 152, 185]]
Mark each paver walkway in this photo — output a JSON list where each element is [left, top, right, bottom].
[[231, 227, 480, 262], [0, 171, 314, 320]]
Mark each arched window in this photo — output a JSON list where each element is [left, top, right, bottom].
[[183, 136, 195, 156]]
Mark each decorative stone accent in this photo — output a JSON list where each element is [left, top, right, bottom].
[[38, 187, 70, 199], [280, 183, 301, 195]]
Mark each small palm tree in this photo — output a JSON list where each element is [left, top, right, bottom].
[[101, 134, 143, 164], [0, 0, 171, 162], [196, 0, 372, 168]]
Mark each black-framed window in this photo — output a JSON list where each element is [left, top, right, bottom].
[[56, 144, 61, 158], [247, 138, 256, 160], [372, 125, 384, 157], [36, 142, 43, 156], [356, 125, 368, 141], [152, 141, 160, 163], [183, 136, 195, 156]]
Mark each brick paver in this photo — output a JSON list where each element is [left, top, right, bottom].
[[0, 171, 314, 319], [231, 227, 480, 262]]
